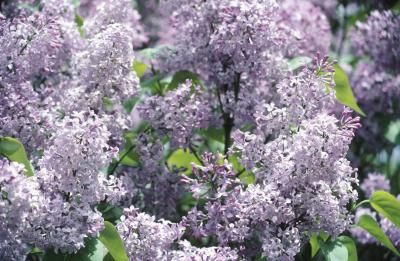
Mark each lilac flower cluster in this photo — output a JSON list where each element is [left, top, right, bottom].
[[0, 160, 43, 260], [360, 172, 391, 198], [0, 12, 65, 152], [174, 62, 360, 259], [83, 0, 147, 47], [0, 0, 375, 260], [350, 11, 400, 149], [116, 206, 239, 260], [350, 10, 400, 112], [351, 11, 400, 73], [279, 0, 331, 58], [1, 112, 128, 257], [159, 0, 288, 88], [0, 0, 145, 257], [137, 80, 212, 148]]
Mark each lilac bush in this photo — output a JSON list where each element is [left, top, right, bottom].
[[0, 0, 400, 260]]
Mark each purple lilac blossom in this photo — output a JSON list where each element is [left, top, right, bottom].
[[351, 10, 400, 73], [0, 160, 43, 260], [137, 80, 212, 148], [360, 172, 391, 198], [116, 206, 239, 260], [279, 0, 331, 58], [33, 111, 127, 253], [180, 61, 359, 259], [182, 109, 359, 259], [0, 0, 366, 259], [350, 11, 400, 152], [159, 0, 290, 88], [116, 207, 184, 260], [84, 0, 148, 47]]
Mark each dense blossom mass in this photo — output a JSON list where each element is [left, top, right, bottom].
[[350, 10, 400, 153], [0, 0, 399, 260]]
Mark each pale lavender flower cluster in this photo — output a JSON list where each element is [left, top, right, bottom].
[[0, 112, 128, 255], [83, 0, 147, 47], [137, 80, 212, 148], [351, 11, 400, 108], [116, 206, 239, 260], [159, 0, 287, 87], [360, 172, 391, 198], [351, 10, 400, 73], [279, 0, 331, 58], [0, 160, 43, 260], [0, 0, 145, 256], [350, 10, 400, 150], [0, 12, 65, 152], [129, 9, 358, 254], [253, 56, 337, 137], [170, 240, 239, 261], [116, 207, 183, 260], [0, 0, 369, 259], [177, 61, 359, 259]]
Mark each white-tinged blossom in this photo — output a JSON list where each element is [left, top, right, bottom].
[[84, 0, 148, 47], [33, 111, 127, 253], [160, 0, 289, 87], [0, 160, 43, 261], [117, 207, 184, 260]]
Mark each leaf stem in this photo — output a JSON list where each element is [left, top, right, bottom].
[[352, 199, 370, 212]]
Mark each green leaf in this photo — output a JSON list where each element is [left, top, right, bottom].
[[288, 56, 312, 71], [103, 97, 114, 111], [0, 137, 34, 177], [104, 253, 115, 261], [385, 120, 400, 144], [43, 238, 107, 261], [227, 155, 255, 185], [337, 236, 358, 261], [199, 128, 225, 153], [132, 61, 148, 78], [319, 237, 348, 261], [333, 64, 365, 116], [74, 13, 84, 27], [392, 2, 400, 13], [123, 97, 140, 113], [74, 13, 85, 37], [98, 221, 129, 261], [167, 70, 202, 91], [167, 149, 201, 175], [389, 146, 400, 177], [310, 232, 329, 258], [370, 190, 400, 228], [140, 74, 164, 95], [71, 0, 81, 8], [357, 214, 400, 256]]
